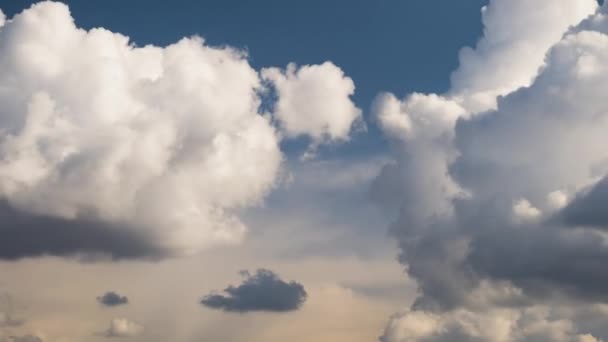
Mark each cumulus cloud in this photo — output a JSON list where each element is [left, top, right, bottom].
[[0, 1, 280, 258], [201, 269, 307, 313], [372, 0, 608, 341], [449, 0, 599, 112], [0, 2, 361, 259], [103, 318, 143, 338], [262, 62, 363, 158], [97, 292, 129, 307]]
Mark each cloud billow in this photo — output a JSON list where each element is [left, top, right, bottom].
[[0, 1, 361, 260], [373, 0, 608, 341], [201, 269, 307, 313]]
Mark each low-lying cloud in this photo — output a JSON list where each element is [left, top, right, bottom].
[[201, 269, 307, 313], [97, 292, 129, 307]]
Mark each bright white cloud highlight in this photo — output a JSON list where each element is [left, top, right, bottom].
[[262, 62, 362, 156], [450, 0, 599, 112], [104, 318, 143, 338]]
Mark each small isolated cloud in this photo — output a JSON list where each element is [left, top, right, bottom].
[[0, 200, 165, 260], [97, 292, 128, 307], [103, 318, 143, 338], [201, 269, 307, 313]]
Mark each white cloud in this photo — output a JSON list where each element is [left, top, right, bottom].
[[262, 62, 362, 157], [371, 0, 596, 233], [373, 93, 465, 142], [104, 318, 143, 338], [0, 2, 367, 258], [449, 0, 598, 112], [512, 198, 541, 222], [0, 2, 363, 259], [547, 190, 569, 211]]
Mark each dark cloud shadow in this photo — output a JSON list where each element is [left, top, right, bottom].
[[560, 176, 608, 229], [0, 200, 168, 261]]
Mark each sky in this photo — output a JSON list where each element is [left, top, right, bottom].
[[1, 1, 608, 342]]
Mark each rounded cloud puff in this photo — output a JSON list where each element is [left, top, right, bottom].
[[262, 61, 362, 157]]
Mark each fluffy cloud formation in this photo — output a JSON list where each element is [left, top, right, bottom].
[[103, 318, 143, 338], [201, 269, 307, 313], [449, 0, 598, 112], [373, 0, 608, 341], [0, 1, 280, 258], [0, 2, 361, 259], [262, 62, 362, 157], [97, 292, 129, 307]]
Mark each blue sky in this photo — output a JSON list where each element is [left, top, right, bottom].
[[3, 0, 488, 157], [3, 0, 487, 95]]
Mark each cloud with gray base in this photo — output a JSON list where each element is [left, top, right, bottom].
[[201, 269, 307, 313], [0, 1, 361, 260], [97, 292, 129, 307], [373, 0, 608, 341]]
